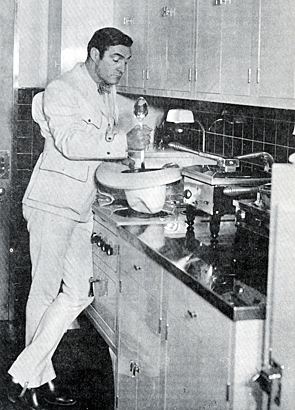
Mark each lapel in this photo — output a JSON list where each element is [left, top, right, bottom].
[[73, 63, 118, 125]]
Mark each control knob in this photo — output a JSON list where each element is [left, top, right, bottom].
[[183, 189, 192, 199]]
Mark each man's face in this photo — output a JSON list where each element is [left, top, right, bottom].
[[93, 45, 132, 85]]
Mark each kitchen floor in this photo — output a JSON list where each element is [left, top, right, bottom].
[[0, 314, 114, 409]]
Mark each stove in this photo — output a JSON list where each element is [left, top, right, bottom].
[[181, 164, 271, 244]]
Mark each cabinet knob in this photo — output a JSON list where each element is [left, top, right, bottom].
[[187, 310, 197, 318], [134, 265, 142, 271], [91, 233, 100, 244], [105, 244, 113, 256]]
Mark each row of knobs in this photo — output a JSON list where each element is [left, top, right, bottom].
[[91, 233, 114, 256]]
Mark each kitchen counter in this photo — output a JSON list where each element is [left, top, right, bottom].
[[93, 202, 266, 321]]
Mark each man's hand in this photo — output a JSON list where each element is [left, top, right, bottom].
[[121, 157, 135, 169], [127, 124, 152, 151]]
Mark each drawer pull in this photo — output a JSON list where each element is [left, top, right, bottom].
[[187, 310, 197, 318], [134, 265, 142, 271], [88, 277, 101, 297], [130, 360, 140, 377]]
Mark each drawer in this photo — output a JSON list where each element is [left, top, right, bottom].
[[92, 217, 118, 272], [120, 240, 162, 301], [164, 270, 227, 336], [88, 255, 118, 345]]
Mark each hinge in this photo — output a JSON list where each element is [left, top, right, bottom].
[[252, 359, 283, 406], [119, 280, 122, 293]]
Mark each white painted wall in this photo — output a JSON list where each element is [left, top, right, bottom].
[[61, 0, 114, 73], [17, 0, 49, 87], [17, 0, 114, 87]]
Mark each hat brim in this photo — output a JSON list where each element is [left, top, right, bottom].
[[96, 162, 181, 190]]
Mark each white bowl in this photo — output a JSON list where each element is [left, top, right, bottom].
[[125, 185, 166, 214]]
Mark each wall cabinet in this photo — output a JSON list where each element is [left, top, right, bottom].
[[114, 0, 148, 93], [114, 0, 295, 109], [257, 0, 295, 102], [196, 0, 253, 98], [147, 0, 195, 98], [114, 0, 195, 98]]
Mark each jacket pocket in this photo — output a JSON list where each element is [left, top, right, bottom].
[[82, 111, 103, 130], [40, 152, 89, 182]]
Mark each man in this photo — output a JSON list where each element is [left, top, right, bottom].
[[7, 27, 151, 409]]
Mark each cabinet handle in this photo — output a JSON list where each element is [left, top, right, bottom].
[[134, 265, 142, 271], [165, 323, 169, 340], [88, 277, 101, 297], [187, 310, 197, 318], [195, 68, 197, 82], [142, 69, 145, 80], [146, 69, 149, 80], [188, 68, 192, 82], [130, 360, 140, 377], [158, 318, 162, 334], [257, 68, 260, 84], [248, 68, 251, 83]]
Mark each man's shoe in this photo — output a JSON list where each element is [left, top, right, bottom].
[[7, 379, 46, 410], [38, 381, 76, 406]]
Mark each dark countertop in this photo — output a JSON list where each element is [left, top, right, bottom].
[[93, 202, 266, 321]]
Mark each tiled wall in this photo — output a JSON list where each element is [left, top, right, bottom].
[[14, 90, 295, 181], [148, 96, 295, 166], [12, 89, 295, 220], [11, 87, 44, 330]]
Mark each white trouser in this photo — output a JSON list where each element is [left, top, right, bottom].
[[8, 206, 94, 388]]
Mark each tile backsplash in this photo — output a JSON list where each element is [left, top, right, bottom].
[[14, 90, 295, 182], [141, 95, 295, 166]]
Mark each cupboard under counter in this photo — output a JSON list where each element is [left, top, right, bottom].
[[85, 205, 265, 409]]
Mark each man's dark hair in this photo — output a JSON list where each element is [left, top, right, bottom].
[[87, 27, 133, 59]]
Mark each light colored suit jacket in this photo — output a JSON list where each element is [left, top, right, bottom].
[[23, 63, 128, 221]]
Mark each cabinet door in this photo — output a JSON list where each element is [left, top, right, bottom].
[[163, 272, 231, 409], [117, 270, 140, 410], [196, 0, 253, 97], [114, 0, 147, 92], [196, 0, 222, 94], [136, 285, 162, 409], [220, 0, 253, 96], [147, 0, 195, 97], [146, 0, 168, 94], [257, 0, 295, 101], [117, 269, 162, 410], [89, 255, 117, 345], [164, 0, 195, 96]]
